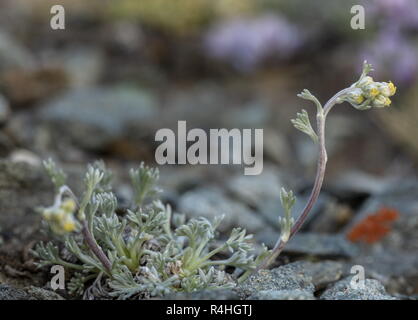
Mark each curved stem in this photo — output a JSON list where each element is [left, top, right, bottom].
[[324, 88, 352, 117], [256, 89, 350, 271], [81, 220, 112, 272]]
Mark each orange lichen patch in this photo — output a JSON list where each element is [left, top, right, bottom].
[[346, 207, 399, 244]]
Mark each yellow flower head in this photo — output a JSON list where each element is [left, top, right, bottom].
[[344, 61, 396, 110], [355, 95, 365, 104], [373, 95, 391, 108], [387, 81, 397, 96], [41, 200, 78, 235], [365, 84, 379, 98], [377, 81, 396, 97], [347, 88, 365, 105], [61, 198, 77, 213], [62, 218, 76, 232], [42, 209, 53, 221]]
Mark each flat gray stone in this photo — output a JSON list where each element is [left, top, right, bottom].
[[257, 232, 358, 258], [38, 87, 158, 150], [0, 285, 64, 300], [23, 286, 65, 300], [0, 160, 53, 231], [321, 278, 396, 300], [279, 260, 344, 290], [226, 167, 282, 209], [0, 31, 35, 71], [236, 262, 315, 299], [0, 284, 30, 300], [0, 94, 10, 124], [248, 289, 315, 300], [284, 232, 359, 258], [178, 187, 265, 233]]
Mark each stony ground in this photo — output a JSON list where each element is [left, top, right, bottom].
[[0, 0, 418, 301], [0, 158, 417, 300]]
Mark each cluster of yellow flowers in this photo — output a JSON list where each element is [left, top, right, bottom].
[[346, 76, 396, 110], [42, 198, 78, 235]]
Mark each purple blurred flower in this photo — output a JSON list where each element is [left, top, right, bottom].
[[367, 0, 418, 29], [204, 14, 303, 72], [362, 28, 418, 86]]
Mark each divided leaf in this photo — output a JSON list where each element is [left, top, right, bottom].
[[291, 109, 318, 143]]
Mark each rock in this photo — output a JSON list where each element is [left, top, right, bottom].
[[236, 262, 315, 299], [38, 87, 158, 150], [248, 289, 315, 300], [59, 47, 104, 88], [347, 246, 418, 296], [1, 67, 68, 107], [164, 289, 239, 300], [227, 166, 333, 228], [343, 179, 418, 295], [326, 170, 393, 199], [220, 101, 270, 129], [178, 187, 265, 233], [284, 233, 359, 258], [257, 231, 358, 258], [0, 284, 30, 300], [158, 166, 229, 207], [107, 22, 144, 53], [309, 201, 353, 233], [320, 278, 396, 300], [280, 260, 344, 290], [0, 94, 11, 124], [0, 285, 65, 300], [345, 184, 418, 263], [263, 128, 292, 165], [0, 160, 53, 232], [158, 166, 220, 194], [241, 260, 344, 300], [23, 286, 64, 300], [0, 31, 35, 72], [9, 149, 42, 167], [344, 179, 418, 233], [159, 85, 273, 132], [226, 167, 282, 209], [295, 138, 317, 168], [161, 85, 228, 130], [258, 192, 332, 229]]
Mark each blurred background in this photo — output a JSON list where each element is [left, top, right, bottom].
[[0, 0, 416, 179], [1, 0, 418, 297]]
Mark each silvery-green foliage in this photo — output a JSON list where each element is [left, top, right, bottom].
[[291, 109, 318, 143], [43, 158, 67, 191], [130, 163, 161, 206], [278, 188, 296, 242], [34, 160, 268, 299]]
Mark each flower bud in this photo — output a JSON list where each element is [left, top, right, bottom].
[[378, 81, 396, 97], [373, 95, 391, 108], [62, 216, 77, 232], [357, 76, 374, 87], [364, 84, 380, 98], [346, 88, 365, 105], [61, 198, 77, 213], [42, 209, 53, 221]]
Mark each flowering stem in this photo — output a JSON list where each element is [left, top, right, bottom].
[[256, 90, 347, 271], [61, 185, 113, 273], [81, 220, 112, 272]]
